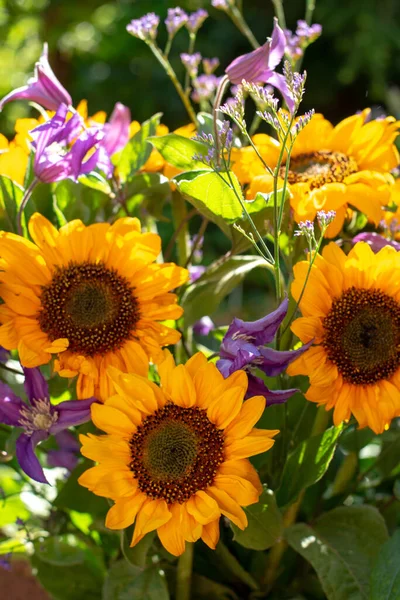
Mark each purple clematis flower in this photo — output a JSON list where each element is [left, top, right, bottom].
[[101, 102, 131, 156], [0, 367, 97, 483], [217, 298, 310, 404], [225, 18, 294, 112], [30, 103, 112, 183], [47, 430, 80, 472], [0, 44, 71, 112], [352, 232, 400, 252]]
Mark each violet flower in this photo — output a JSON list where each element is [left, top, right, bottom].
[[127, 13, 160, 41], [0, 44, 71, 112], [101, 102, 131, 156], [30, 103, 112, 183], [187, 9, 208, 33], [193, 316, 215, 336], [165, 7, 188, 36], [225, 18, 294, 112], [0, 367, 96, 483], [47, 430, 80, 472], [217, 298, 310, 404], [203, 57, 220, 75], [192, 74, 220, 103], [181, 52, 202, 78], [353, 232, 400, 252], [189, 265, 206, 282]]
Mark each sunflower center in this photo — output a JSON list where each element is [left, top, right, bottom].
[[129, 404, 225, 504], [280, 150, 358, 189], [323, 287, 400, 384], [38, 261, 141, 357]]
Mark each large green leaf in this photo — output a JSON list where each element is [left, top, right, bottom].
[[277, 425, 343, 508], [119, 172, 171, 219], [369, 529, 400, 599], [54, 460, 108, 516], [103, 560, 169, 600], [180, 255, 274, 325], [175, 170, 243, 227], [230, 487, 283, 550], [114, 113, 162, 182], [286, 506, 389, 600], [149, 133, 209, 171], [53, 179, 114, 224], [0, 175, 23, 232], [33, 537, 86, 567]]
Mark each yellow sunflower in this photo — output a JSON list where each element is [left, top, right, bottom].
[[246, 110, 399, 238], [287, 241, 400, 433], [78, 351, 278, 556], [0, 214, 188, 400]]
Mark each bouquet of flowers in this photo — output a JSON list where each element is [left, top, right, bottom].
[[0, 2, 399, 599]]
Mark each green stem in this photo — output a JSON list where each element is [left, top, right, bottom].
[[215, 542, 259, 591], [263, 406, 330, 591], [213, 75, 230, 168], [176, 543, 194, 600], [171, 193, 191, 267], [331, 452, 358, 496], [305, 0, 317, 24], [147, 42, 197, 125], [17, 177, 39, 236], [228, 4, 259, 50], [185, 218, 208, 268], [271, 0, 287, 29], [184, 32, 197, 94]]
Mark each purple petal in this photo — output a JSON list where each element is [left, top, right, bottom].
[[226, 42, 271, 85], [54, 430, 80, 452], [258, 341, 312, 377], [246, 374, 298, 404], [50, 397, 97, 433], [23, 367, 49, 404], [224, 298, 289, 347], [102, 102, 131, 156], [47, 449, 78, 471], [0, 348, 10, 363], [16, 433, 49, 484], [266, 71, 295, 113], [193, 316, 215, 336], [0, 384, 24, 426], [189, 265, 206, 282], [268, 18, 286, 70], [353, 232, 400, 252]]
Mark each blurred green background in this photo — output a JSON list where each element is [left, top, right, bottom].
[[1, 0, 400, 137]]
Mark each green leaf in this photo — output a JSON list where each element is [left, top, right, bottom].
[[286, 506, 389, 600], [175, 170, 243, 227], [79, 172, 113, 195], [32, 550, 104, 600], [54, 460, 108, 516], [180, 255, 274, 325], [103, 560, 169, 600], [339, 426, 376, 453], [370, 529, 400, 599], [0, 175, 23, 232], [277, 425, 343, 508], [115, 113, 162, 181], [53, 179, 113, 224], [190, 573, 238, 600], [149, 133, 209, 171], [120, 172, 171, 218], [33, 537, 86, 567], [230, 487, 283, 550]]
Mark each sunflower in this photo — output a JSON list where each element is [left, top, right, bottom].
[[78, 351, 278, 556], [246, 110, 399, 238], [287, 241, 400, 433], [0, 214, 188, 400]]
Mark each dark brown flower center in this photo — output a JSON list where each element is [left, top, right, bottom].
[[129, 404, 225, 504], [280, 150, 358, 189], [322, 287, 400, 384], [38, 261, 140, 356]]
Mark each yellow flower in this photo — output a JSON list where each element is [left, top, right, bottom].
[[0, 214, 188, 400], [287, 241, 400, 433], [78, 351, 278, 556], [246, 110, 399, 238], [382, 178, 400, 237]]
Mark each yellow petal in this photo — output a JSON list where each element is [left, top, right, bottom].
[[207, 386, 245, 429], [213, 474, 259, 507], [225, 429, 278, 460], [130, 499, 171, 547], [91, 404, 135, 437], [157, 504, 186, 556], [201, 519, 220, 550], [171, 364, 197, 408], [186, 490, 221, 525], [207, 486, 247, 529], [225, 395, 266, 439], [105, 493, 147, 530]]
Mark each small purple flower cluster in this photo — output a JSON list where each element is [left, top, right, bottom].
[[165, 7, 188, 36], [294, 220, 315, 238], [317, 210, 336, 229], [181, 52, 202, 78], [127, 12, 160, 41], [192, 74, 221, 103], [284, 20, 322, 62]]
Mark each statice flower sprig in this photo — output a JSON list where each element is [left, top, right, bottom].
[[284, 20, 322, 65]]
